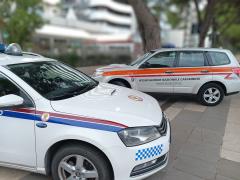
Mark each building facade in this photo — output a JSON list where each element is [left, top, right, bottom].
[[34, 0, 137, 57]]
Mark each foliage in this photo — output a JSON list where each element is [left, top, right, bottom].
[[215, 1, 240, 51], [165, 9, 182, 28], [46, 53, 132, 67], [168, 0, 240, 49], [0, 0, 43, 47]]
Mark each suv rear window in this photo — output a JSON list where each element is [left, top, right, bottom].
[[178, 52, 205, 67], [208, 52, 230, 66]]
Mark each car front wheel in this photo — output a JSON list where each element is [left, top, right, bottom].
[[51, 144, 112, 180], [198, 83, 224, 106]]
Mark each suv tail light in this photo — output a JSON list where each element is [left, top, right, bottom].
[[232, 68, 240, 77]]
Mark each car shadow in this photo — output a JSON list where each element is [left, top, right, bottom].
[[147, 93, 199, 110], [20, 173, 51, 180]]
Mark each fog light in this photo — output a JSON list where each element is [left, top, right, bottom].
[[133, 159, 158, 172], [130, 153, 168, 177]]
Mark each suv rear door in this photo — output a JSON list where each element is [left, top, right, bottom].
[[173, 51, 213, 94]]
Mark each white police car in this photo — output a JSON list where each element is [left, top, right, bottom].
[[0, 43, 170, 180]]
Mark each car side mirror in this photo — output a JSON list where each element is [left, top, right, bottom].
[[0, 94, 24, 108], [140, 62, 150, 69]]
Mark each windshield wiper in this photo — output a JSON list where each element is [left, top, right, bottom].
[[49, 83, 98, 101]]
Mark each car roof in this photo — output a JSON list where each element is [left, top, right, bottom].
[[0, 52, 55, 66], [150, 48, 231, 53]]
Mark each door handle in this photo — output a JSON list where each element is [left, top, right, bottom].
[[200, 70, 209, 73], [165, 71, 173, 74], [36, 122, 47, 128]]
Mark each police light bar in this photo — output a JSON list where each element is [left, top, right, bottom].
[[0, 43, 6, 53], [5, 43, 23, 56]]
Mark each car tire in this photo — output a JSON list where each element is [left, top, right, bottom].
[[198, 83, 224, 106], [51, 144, 112, 180], [110, 80, 129, 88]]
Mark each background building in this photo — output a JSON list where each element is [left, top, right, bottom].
[[34, 0, 137, 57], [34, 0, 212, 61]]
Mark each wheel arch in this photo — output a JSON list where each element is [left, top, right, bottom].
[[44, 139, 114, 179], [197, 81, 227, 95], [108, 78, 132, 88]]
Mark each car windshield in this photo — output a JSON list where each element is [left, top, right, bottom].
[[129, 52, 152, 66], [7, 61, 99, 101]]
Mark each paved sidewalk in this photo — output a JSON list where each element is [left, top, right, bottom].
[[147, 95, 240, 180], [221, 94, 240, 163]]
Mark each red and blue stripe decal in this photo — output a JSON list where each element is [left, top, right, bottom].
[[0, 108, 128, 132]]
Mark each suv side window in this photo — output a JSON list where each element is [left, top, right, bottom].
[[0, 74, 34, 108], [141, 51, 176, 68], [207, 52, 230, 66], [178, 51, 206, 67]]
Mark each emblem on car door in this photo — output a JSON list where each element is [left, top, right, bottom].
[[41, 113, 50, 122], [128, 95, 143, 101]]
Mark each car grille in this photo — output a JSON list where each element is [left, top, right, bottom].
[[157, 113, 168, 136]]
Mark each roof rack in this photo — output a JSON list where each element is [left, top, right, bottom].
[[22, 52, 43, 57]]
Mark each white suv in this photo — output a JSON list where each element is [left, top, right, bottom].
[[0, 44, 170, 180], [94, 48, 240, 106]]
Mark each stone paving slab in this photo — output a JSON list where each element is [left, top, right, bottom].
[[188, 127, 223, 146], [184, 103, 207, 112], [179, 140, 220, 163], [215, 174, 236, 180], [173, 154, 217, 180], [163, 168, 204, 180], [217, 159, 240, 180], [164, 107, 182, 121], [221, 96, 240, 163]]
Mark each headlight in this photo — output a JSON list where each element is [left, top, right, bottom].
[[93, 71, 103, 77], [118, 126, 161, 147]]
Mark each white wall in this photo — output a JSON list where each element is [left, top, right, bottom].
[[162, 29, 185, 47]]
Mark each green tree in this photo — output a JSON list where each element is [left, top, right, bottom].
[[169, 0, 240, 48], [0, 0, 43, 47], [170, 0, 218, 47], [216, 1, 240, 51]]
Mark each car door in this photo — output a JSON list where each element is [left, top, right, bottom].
[[0, 73, 36, 168], [173, 51, 212, 94], [135, 51, 177, 93]]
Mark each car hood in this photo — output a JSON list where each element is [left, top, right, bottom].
[[96, 64, 136, 72], [50, 83, 162, 128]]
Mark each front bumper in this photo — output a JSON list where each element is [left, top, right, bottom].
[[130, 153, 168, 177], [108, 121, 171, 180]]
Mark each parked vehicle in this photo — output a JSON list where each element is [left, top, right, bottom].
[[93, 48, 240, 106], [0, 43, 170, 180]]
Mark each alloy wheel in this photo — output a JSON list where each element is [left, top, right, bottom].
[[203, 87, 221, 104], [58, 154, 99, 180]]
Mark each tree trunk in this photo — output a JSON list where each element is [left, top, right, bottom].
[[0, 18, 4, 42], [128, 0, 161, 53], [198, 0, 216, 47]]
